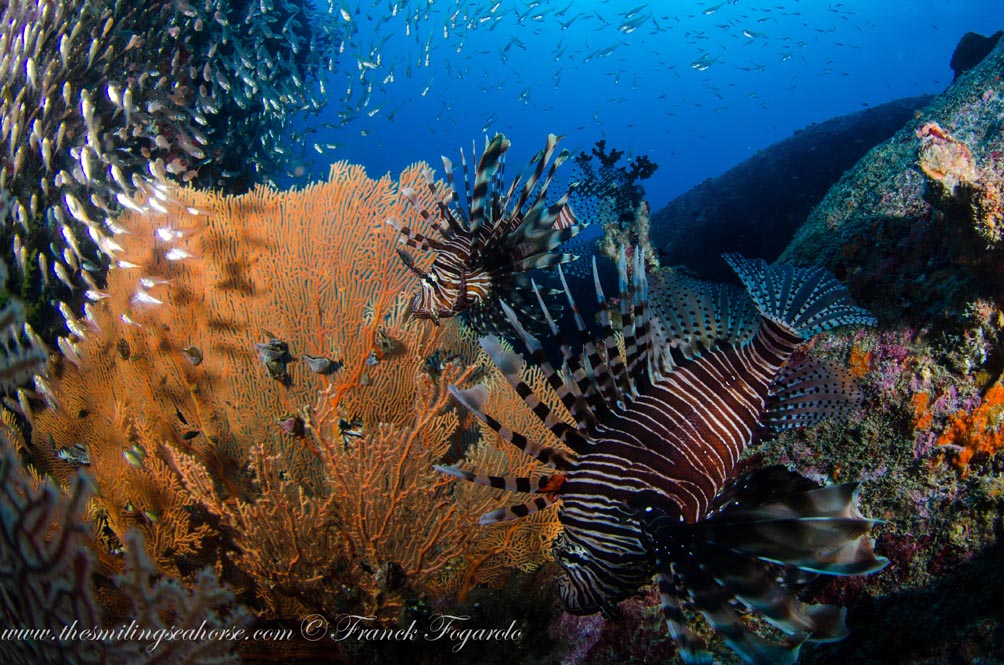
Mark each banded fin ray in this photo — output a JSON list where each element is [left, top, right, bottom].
[[479, 333, 588, 450], [556, 263, 617, 429], [433, 463, 564, 495], [477, 493, 559, 525], [447, 384, 575, 469]]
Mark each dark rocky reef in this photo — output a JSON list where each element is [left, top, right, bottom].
[[649, 95, 933, 280], [781, 38, 1004, 326], [771, 35, 1004, 665], [950, 30, 1003, 80]]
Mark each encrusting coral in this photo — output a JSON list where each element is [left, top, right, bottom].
[[23, 161, 562, 633], [917, 121, 1004, 250]]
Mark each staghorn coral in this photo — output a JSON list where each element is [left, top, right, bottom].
[[27, 162, 560, 631]]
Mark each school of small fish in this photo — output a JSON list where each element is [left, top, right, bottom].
[[323, 0, 878, 148], [0, 0, 337, 366]]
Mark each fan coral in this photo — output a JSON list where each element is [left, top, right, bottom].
[[26, 162, 560, 636]]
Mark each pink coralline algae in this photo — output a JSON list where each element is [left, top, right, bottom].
[[917, 121, 1004, 247]]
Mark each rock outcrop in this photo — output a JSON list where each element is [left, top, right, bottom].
[[649, 95, 933, 280]]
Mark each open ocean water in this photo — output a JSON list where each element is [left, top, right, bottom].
[[296, 0, 1000, 211]]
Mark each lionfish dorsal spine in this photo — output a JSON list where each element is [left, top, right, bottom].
[[512, 133, 558, 216], [435, 155, 468, 236], [554, 263, 614, 429], [526, 144, 570, 221], [446, 383, 575, 470], [468, 134, 508, 244], [587, 255, 630, 400], [620, 248, 655, 395], [497, 297, 603, 429], [479, 333, 587, 450], [527, 277, 601, 439]]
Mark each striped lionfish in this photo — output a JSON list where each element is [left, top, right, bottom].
[[437, 249, 889, 664], [387, 133, 583, 335]]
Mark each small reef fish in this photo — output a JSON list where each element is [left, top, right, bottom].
[[438, 248, 888, 664], [302, 353, 342, 375], [256, 336, 294, 385]]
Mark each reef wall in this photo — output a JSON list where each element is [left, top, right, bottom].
[[649, 95, 934, 280], [769, 34, 1004, 665]]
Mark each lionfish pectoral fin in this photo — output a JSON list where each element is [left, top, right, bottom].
[[723, 253, 877, 338], [645, 467, 887, 661], [433, 464, 565, 495], [763, 355, 864, 432], [702, 468, 889, 577], [651, 530, 806, 665], [655, 570, 714, 665], [448, 384, 490, 413], [447, 384, 576, 469]]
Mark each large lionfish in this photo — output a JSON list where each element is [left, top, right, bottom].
[[387, 133, 583, 335], [437, 249, 889, 664]]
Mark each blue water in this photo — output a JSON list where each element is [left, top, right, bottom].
[[301, 0, 999, 211]]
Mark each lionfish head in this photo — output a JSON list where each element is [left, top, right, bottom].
[[388, 132, 584, 332], [552, 530, 637, 615], [410, 270, 462, 323]]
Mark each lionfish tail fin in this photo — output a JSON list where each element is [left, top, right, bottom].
[[723, 254, 877, 338], [646, 466, 886, 663]]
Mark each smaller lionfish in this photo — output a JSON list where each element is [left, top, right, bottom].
[[437, 249, 889, 664], [387, 133, 584, 335]]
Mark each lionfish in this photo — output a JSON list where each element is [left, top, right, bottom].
[[436, 249, 889, 664], [387, 133, 583, 335]]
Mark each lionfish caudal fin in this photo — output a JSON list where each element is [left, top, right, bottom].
[[646, 466, 889, 665], [387, 133, 588, 336]]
